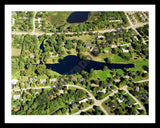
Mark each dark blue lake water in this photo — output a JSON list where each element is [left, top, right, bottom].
[[46, 55, 134, 75], [67, 11, 90, 23]]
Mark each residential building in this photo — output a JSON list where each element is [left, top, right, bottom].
[[109, 101, 115, 108], [106, 83, 112, 88], [13, 95, 21, 100], [126, 101, 132, 107], [49, 78, 56, 83], [11, 79, 18, 88], [79, 98, 88, 104], [122, 48, 129, 53], [109, 20, 120, 22], [79, 78, 86, 83]]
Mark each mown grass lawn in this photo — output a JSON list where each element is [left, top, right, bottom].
[[91, 70, 112, 81], [48, 11, 72, 26]]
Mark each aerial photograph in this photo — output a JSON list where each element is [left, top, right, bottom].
[[11, 10, 149, 116]]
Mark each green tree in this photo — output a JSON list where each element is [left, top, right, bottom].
[[103, 66, 109, 71], [36, 64, 46, 75]]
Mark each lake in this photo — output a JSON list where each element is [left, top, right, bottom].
[[46, 55, 134, 75], [67, 11, 90, 23]]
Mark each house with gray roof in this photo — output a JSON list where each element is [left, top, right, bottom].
[[109, 101, 115, 108], [79, 78, 86, 83], [126, 101, 132, 107], [106, 83, 112, 88]]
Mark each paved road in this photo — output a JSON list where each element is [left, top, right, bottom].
[[31, 11, 37, 34], [124, 11, 133, 27], [122, 86, 147, 114], [11, 22, 149, 36], [134, 79, 149, 83]]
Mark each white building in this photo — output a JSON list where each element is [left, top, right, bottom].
[[11, 18, 15, 25], [38, 17, 41, 23], [122, 48, 129, 53], [13, 95, 21, 100], [98, 35, 104, 39], [59, 90, 64, 94], [79, 98, 88, 104], [109, 20, 120, 22], [11, 79, 18, 85]]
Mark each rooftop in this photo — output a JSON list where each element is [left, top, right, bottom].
[[11, 79, 18, 85]]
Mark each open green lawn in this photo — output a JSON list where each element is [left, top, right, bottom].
[[91, 69, 112, 81], [47, 11, 72, 26], [12, 47, 21, 56]]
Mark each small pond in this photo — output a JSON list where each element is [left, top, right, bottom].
[[67, 11, 90, 23]]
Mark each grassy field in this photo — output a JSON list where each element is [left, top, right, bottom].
[[12, 47, 21, 56], [65, 34, 92, 42], [47, 11, 72, 26]]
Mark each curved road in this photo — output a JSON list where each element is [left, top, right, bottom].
[[12, 81, 148, 115]]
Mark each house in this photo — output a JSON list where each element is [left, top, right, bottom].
[[106, 83, 112, 88], [105, 41, 109, 46], [122, 48, 129, 53], [49, 78, 56, 83], [79, 78, 86, 83], [103, 50, 110, 54], [13, 95, 21, 100], [98, 35, 104, 40], [40, 79, 46, 84], [12, 11, 17, 16], [97, 89, 106, 94], [85, 44, 94, 51], [71, 77, 77, 82], [38, 24, 41, 28], [138, 13, 145, 21], [29, 53, 35, 58], [59, 89, 64, 94], [114, 109, 120, 115], [11, 79, 18, 88], [11, 79, 18, 85], [118, 95, 125, 103], [126, 101, 132, 107], [131, 15, 137, 23], [123, 75, 130, 79], [111, 45, 117, 48], [29, 78, 33, 84], [91, 83, 99, 87], [29, 77, 37, 84], [73, 103, 78, 107], [114, 79, 120, 83], [144, 70, 148, 73], [109, 101, 115, 108], [119, 40, 123, 43], [142, 94, 148, 99], [109, 20, 120, 22], [135, 86, 140, 92], [79, 98, 88, 104], [49, 52, 58, 58], [11, 18, 15, 25], [134, 36, 139, 41], [38, 17, 41, 23]]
